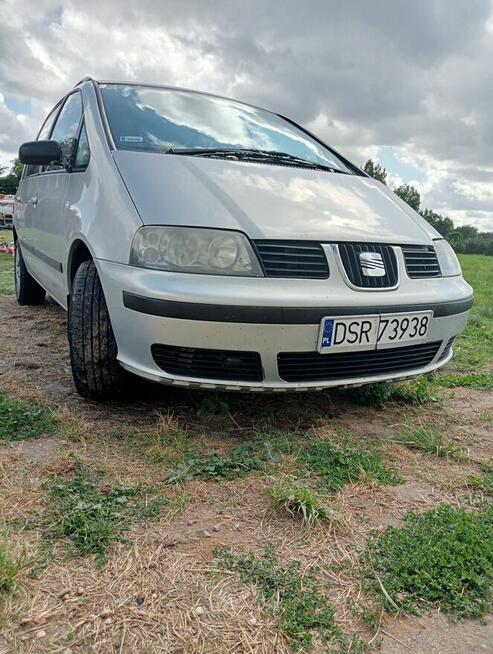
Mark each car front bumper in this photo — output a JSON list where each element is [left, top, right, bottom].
[[96, 256, 473, 392]]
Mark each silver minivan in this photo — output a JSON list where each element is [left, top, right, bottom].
[[15, 78, 473, 399]]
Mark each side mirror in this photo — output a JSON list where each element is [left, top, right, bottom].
[[18, 140, 62, 166]]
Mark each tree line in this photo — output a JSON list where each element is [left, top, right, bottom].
[[364, 159, 493, 256]]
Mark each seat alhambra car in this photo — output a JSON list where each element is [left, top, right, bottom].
[[14, 77, 473, 399]]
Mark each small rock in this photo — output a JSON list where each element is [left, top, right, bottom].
[[100, 608, 112, 618], [58, 588, 71, 598], [20, 634, 30, 642], [148, 561, 158, 569], [195, 606, 205, 616], [211, 524, 221, 532], [152, 593, 158, 599], [104, 617, 113, 626], [77, 587, 85, 596], [62, 649, 73, 654], [33, 615, 46, 625], [247, 616, 257, 626], [202, 529, 211, 538], [36, 630, 47, 639], [233, 522, 241, 530], [136, 596, 145, 606]]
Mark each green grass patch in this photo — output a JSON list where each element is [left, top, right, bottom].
[[43, 464, 166, 566], [348, 376, 438, 407], [392, 423, 466, 460], [452, 254, 493, 372], [362, 503, 493, 618], [165, 440, 274, 483], [0, 391, 56, 441], [268, 479, 330, 524], [122, 426, 193, 466], [299, 437, 401, 491], [215, 547, 362, 652], [436, 372, 493, 391], [0, 254, 14, 295], [196, 393, 231, 416], [466, 467, 493, 495], [0, 529, 33, 594], [157, 427, 400, 494], [0, 230, 14, 295]]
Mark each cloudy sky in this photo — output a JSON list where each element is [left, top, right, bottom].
[[1, 0, 492, 230]]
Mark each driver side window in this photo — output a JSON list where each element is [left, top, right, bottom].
[[46, 92, 83, 172], [24, 106, 59, 177]]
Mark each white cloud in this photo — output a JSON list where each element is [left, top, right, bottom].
[[0, 0, 492, 231]]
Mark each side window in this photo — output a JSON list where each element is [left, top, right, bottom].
[[74, 122, 90, 170], [38, 109, 58, 140], [24, 106, 59, 177], [48, 92, 83, 171]]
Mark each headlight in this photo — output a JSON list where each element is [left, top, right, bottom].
[[130, 226, 263, 276], [434, 239, 462, 277]]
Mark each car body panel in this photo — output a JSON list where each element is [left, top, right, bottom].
[[96, 254, 471, 389], [113, 150, 440, 244]]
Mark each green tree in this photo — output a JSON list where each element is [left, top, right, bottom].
[[394, 183, 421, 212], [364, 159, 388, 185], [0, 159, 22, 195], [420, 209, 455, 239]]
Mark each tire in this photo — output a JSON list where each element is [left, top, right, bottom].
[[68, 260, 126, 400], [15, 240, 46, 305]]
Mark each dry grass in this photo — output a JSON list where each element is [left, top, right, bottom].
[[0, 294, 493, 652], [2, 547, 291, 653]]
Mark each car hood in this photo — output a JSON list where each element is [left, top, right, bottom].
[[114, 151, 439, 244]]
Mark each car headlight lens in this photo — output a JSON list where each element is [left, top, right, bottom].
[[434, 239, 462, 277], [130, 226, 263, 276]]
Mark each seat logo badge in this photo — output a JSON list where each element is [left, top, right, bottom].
[[359, 251, 386, 277]]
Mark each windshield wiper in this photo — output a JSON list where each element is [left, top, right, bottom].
[[166, 147, 348, 174]]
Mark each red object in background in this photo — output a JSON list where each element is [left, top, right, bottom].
[[0, 243, 15, 256]]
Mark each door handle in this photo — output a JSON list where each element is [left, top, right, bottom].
[[30, 195, 39, 206]]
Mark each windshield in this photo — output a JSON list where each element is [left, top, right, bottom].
[[99, 84, 351, 173]]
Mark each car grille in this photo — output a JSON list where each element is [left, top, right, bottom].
[[151, 344, 263, 382], [438, 336, 455, 361], [338, 243, 398, 288], [277, 341, 441, 382], [402, 245, 441, 278], [253, 241, 329, 278]]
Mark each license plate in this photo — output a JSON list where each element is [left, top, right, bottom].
[[317, 311, 433, 353]]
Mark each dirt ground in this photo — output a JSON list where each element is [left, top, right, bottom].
[[0, 295, 492, 653]]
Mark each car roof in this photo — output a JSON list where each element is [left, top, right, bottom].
[[74, 77, 273, 116]]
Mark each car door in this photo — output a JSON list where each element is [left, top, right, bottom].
[[15, 104, 60, 288], [35, 91, 83, 304]]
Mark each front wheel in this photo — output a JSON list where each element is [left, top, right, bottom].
[[14, 240, 46, 305], [68, 260, 126, 400]]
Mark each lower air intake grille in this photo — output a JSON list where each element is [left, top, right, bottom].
[[277, 341, 441, 383], [253, 241, 329, 278], [151, 344, 263, 382], [438, 336, 455, 361], [402, 245, 441, 278], [338, 243, 398, 288]]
